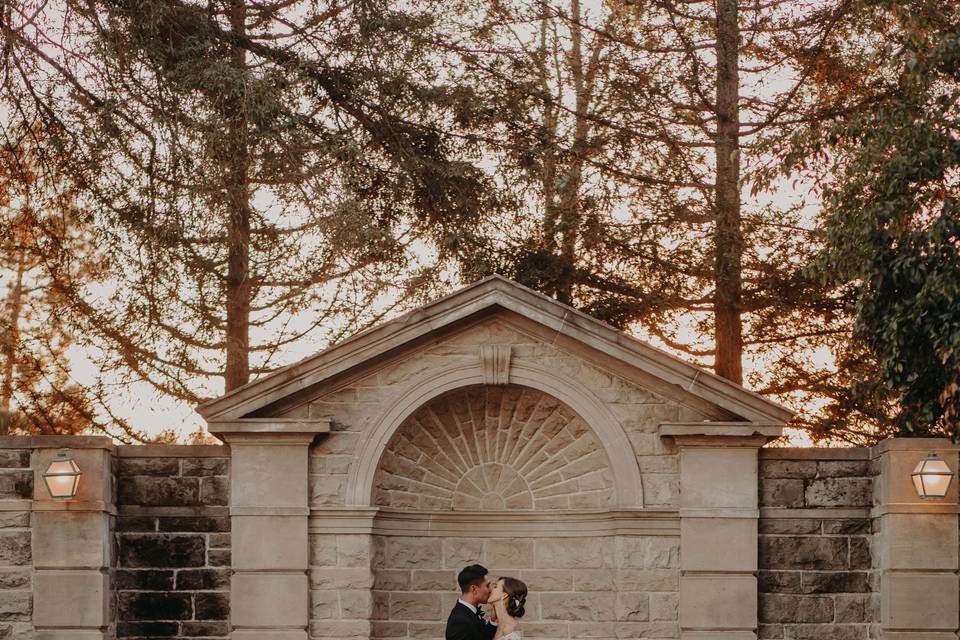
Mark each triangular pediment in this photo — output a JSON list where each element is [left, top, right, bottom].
[[197, 275, 793, 424]]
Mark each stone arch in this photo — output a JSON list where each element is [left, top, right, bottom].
[[373, 385, 616, 511], [347, 361, 644, 507]]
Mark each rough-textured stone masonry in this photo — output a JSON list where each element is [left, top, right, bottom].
[[115, 446, 231, 640], [758, 449, 877, 640]]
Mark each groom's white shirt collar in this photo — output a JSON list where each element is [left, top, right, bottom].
[[457, 599, 477, 614]]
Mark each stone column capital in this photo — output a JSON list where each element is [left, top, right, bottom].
[[208, 418, 330, 445]]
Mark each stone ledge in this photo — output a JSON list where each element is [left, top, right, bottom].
[[0, 435, 115, 451], [660, 423, 784, 439], [116, 445, 229, 457], [760, 448, 870, 460], [760, 508, 870, 519]]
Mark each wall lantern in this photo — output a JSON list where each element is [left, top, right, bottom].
[[42, 451, 82, 500], [911, 452, 953, 499]]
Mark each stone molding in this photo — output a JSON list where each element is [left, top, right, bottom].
[[307, 507, 680, 537], [196, 275, 793, 424], [347, 361, 645, 508]]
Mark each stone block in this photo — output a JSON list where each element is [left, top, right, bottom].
[[879, 513, 958, 570], [232, 573, 308, 628], [157, 515, 230, 532], [117, 477, 199, 506], [34, 632, 109, 640], [0, 451, 29, 469], [182, 458, 229, 476], [338, 534, 374, 568], [118, 591, 192, 621], [804, 477, 872, 507], [34, 571, 108, 627], [541, 592, 616, 621], [680, 448, 758, 510], [0, 531, 30, 566], [849, 537, 871, 569], [0, 590, 30, 621], [443, 538, 484, 568], [574, 569, 616, 591], [759, 479, 804, 508], [881, 572, 958, 630], [0, 568, 30, 590], [758, 519, 820, 535], [0, 471, 31, 500], [233, 516, 307, 570], [115, 569, 173, 590], [374, 569, 412, 590], [341, 589, 379, 618], [618, 536, 679, 569], [617, 569, 678, 592], [537, 537, 609, 569], [833, 594, 872, 623], [311, 589, 339, 618], [522, 570, 572, 591], [649, 592, 678, 621], [758, 536, 846, 571], [680, 575, 756, 630], [208, 548, 231, 566], [175, 568, 230, 590], [118, 458, 179, 477], [116, 622, 178, 637], [310, 534, 338, 567], [194, 591, 230, 619], [231, 443, 308, 508], [485, 539, 534, 568], [800, 571, 870, 594], [388, 592, 440, 620], [759, 460, 816, 479], [117, 534, 206, 568], [816, 460, 870, 478], [385, 538, 442, 569], [758, 571, 801, 594], [681, 632, 755, 640], [0, 512, 29, 529], [822, 519, 871, 535], [758, 594, 833, 624], [616, 592, 649, 621], [411, 569, 455, 591], [182, 621, 230, 636], [200, 476, 229, 505], [310, 567, 374, 590], [32, 511, 109, 569], [681, 518, 756, 572]]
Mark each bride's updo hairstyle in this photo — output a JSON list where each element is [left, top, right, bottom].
[[500, 577, 528, 618]]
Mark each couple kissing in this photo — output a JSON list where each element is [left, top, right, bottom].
[[445, 564, 528, 640]]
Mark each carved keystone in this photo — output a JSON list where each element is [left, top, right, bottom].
[[479, 345, 511, 385]]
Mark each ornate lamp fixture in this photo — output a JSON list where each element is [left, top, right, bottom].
[[911, 452, 953, 499], [42, 451, 82, 500]]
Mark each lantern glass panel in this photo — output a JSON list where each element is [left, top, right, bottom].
[[43, 455, 81, 500], [911, 454, 953, 499]]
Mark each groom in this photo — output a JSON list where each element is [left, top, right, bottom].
[[445, 564, 497, 640]]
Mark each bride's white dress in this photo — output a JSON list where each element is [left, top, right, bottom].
[[500, 632, 522, 640]]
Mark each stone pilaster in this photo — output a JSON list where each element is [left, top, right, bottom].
[[872, 439, 959, 640], [31, 436, 115, 640], [660, 423, 783, 640], [209, 419, 329, 640]]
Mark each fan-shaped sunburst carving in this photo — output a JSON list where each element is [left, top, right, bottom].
[[373, 385, 615, 510]]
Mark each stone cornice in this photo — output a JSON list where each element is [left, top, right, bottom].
[[197, 275, 794, 424]]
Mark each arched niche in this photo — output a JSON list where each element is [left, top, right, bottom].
[[347, 361, 644, 508], [374, 385, 615, 511]]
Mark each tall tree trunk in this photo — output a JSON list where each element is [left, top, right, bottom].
[[0, 252, 26, 433], [223, 0, 252, 391], [713, 0, 744, 384]]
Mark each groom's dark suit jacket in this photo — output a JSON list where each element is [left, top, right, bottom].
[[445, 601, 497, 640]]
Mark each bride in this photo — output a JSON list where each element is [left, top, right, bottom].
[[488, 577, 528, 640]]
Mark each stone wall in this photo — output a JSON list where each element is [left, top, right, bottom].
[[0, 447, 32, 639], [758, 449, 877, 640], [115, 446, 231, 640], [308, 532, 680, 640]]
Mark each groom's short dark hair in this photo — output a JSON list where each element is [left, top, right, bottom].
[[457, 564, 488, 593]]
